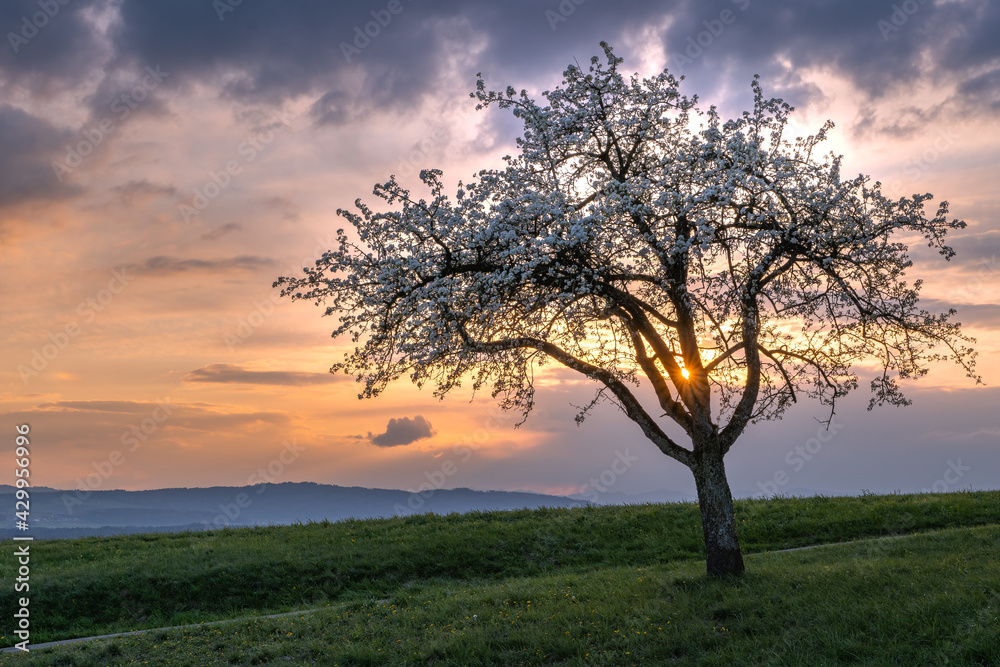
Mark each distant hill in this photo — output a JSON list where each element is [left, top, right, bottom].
[[0, 485, 60, 493], [0, 481, 587, 540]]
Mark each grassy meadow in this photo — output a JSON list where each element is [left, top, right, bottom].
[[0, 491, 998, 665]]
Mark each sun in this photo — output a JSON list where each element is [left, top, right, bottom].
[[680, 368, 690, 380]]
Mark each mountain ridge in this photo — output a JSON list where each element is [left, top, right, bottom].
[[0, 480, 588, 540]]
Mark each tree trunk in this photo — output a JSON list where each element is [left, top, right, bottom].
[[692, 453, 745, 576]]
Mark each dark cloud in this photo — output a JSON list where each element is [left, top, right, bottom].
[[668, 0, 915, 94], [956, 68, 1000, 112], [136, 255, 275, 274], [0, 104, 81, 207], [81, 60, 174, 121], [369, 415, 436, 447], [0, 0, 107, 92], [672, 0, 1000, 134], [77, 0, 683, 121], [185, 363, 345, 386], [107, 0, 441, 110], [1, 1, 996, 140]]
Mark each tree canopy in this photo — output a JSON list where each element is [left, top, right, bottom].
[[277, 43, 980, 575]]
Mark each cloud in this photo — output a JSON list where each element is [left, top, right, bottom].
[[2, 399, 300, 489], [0, 104, 81, 208], [21, 399, 294, 442], [1, 0, 996, 138], [49, 0, 682, 121], [922, 426, 1000, 444], [136, 255, 276, 274], [109, 179, 178, 205], [184, 363, 345, 386], [956, 68, 1000, 111], [941, 230, 1000, 265], [309, 89, 356, 127], [258, 195, 300, 221], [36, 400, 170, 414], [634, 1, 1000, 136], [81, 59, 174, 122], [201, 222, 243, 241], [369, 415, 436, 447], [896, 229, 998, 275], [0, 0, 107, 91], [919, 301, 1000, 330]]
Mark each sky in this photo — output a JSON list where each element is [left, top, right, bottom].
[[2, 0, 998, 502]]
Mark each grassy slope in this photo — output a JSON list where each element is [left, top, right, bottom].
[[0, 491, 998, 664]]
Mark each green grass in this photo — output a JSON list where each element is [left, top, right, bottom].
[[1, 491, 999, 664]]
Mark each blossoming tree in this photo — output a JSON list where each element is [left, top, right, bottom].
[[276, 43, 979, 576]]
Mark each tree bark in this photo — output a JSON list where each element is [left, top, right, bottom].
[[692, 453, 745, 576]]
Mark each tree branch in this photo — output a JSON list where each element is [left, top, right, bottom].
[[465, 335, 695, 467]]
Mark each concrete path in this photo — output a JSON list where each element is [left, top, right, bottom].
[[766, 531, 914, 553]]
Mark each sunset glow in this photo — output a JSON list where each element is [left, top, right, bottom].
[[2, 0, 998, 501]]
